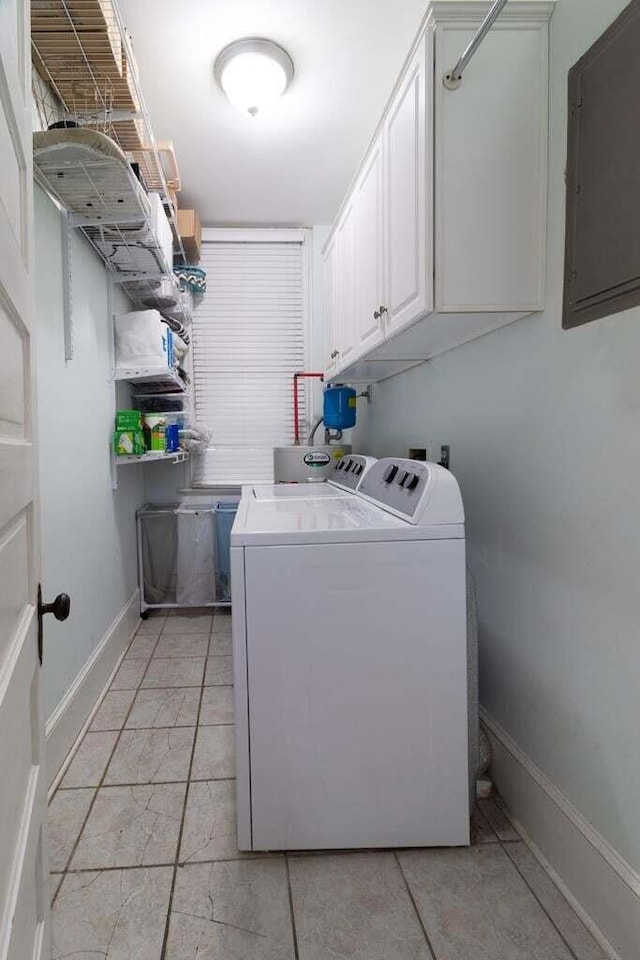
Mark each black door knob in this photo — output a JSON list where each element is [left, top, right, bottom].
[[37, 585, 71, 664], [41, 593, 71, 621]]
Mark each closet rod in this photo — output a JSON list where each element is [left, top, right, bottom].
[[443, 0, 509, 89]]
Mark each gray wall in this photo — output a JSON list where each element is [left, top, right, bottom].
[[35, 187, 145, 719], [358, 0, 640, 873]]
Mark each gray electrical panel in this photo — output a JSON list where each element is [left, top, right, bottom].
[[563, 0, 640, 329]]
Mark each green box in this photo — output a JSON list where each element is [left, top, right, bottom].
[[114, 429, 146, 456], [116, 409, 142, 430]]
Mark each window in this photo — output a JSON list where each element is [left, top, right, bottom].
[[191, 230, 309, 486]]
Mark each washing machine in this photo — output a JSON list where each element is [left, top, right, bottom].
[[231, 457, 469, 851], [243, 454, 377, 501]]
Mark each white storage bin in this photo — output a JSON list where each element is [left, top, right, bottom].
[[115, 309, 172, 370], [148, 192, 173, 274]]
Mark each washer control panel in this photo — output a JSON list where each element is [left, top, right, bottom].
[[357, 457, 464, 525], [357, 457, 434, 521], [330, 455, 376, 491]]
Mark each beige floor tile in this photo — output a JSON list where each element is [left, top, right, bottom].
[[136, 615, 167, 635], [47, 788, 95, 871], [126, 687, 201, 729], [71, 783, 186, 869], [398, 845, 574, 960], [163, 614, 212, 635], [105, 727, 195, 784], [50, 873, 63, 904], [199, 685, 234, 725], [191, 725, 235, 780], [478, 796, 520, 841], [154, 634, 209, 659], [470, 804, 499, 844], [205, 655, 233, 686], [125, 633, 159, 659], [504, 842, 609, 960], [209, 631, 232, 656], [166, 859, 295, 959], [180, 779, 264, 863], [110, 658, 147, 691], [289, 851, 431, 960], [212, 615, 232, 637], [90, 690, 136, 732], [52, 866, 173, 960], [60, 731, 119, 788], [142, 657, 205, 688]]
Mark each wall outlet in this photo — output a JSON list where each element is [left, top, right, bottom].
[[408, 447, 427, 461]]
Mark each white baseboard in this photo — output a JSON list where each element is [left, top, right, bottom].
[[46, 589, 140, 788], [481, 708, 640, 960]]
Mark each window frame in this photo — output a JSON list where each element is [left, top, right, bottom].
[[187, 227, 315, 489]]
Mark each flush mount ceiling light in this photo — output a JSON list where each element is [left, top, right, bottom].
[[214, 38, 294, 117]]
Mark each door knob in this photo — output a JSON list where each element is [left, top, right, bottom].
[[37, 584, 71, 665]]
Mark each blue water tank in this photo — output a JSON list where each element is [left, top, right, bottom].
[[323, 385, 357, 430]]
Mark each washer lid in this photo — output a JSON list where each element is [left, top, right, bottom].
[[231, 495, 464, 546], [247, 482, 350, 502]]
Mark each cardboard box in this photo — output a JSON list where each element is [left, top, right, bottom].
[[177, 209, 202, 263]]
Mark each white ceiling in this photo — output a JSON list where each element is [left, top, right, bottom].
[[118, 0, 428, 226]]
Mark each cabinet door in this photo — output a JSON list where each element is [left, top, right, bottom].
[[354, 134, 385, 353], [335, 198, 357, 368], [384, 33, 432, 337], [323, 234, 339, 376]]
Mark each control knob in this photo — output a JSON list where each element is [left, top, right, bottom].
[[383, 464, 398, 483]]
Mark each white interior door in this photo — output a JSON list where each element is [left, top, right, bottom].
[[0, 2, 50, 959]]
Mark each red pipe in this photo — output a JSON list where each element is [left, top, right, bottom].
[[293, 372, 324, 444]]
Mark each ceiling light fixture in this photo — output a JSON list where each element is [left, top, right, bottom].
[[214, 38, 294, 118]]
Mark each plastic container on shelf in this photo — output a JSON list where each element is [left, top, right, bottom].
[[136, 393, 188, 414], [143, 413, 167, 451]]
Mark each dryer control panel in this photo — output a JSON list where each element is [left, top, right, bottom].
[[357, 458, 464, 526], [330, 455, 376, 492]]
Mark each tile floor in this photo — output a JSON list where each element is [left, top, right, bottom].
[[49, 608, 607, 960]]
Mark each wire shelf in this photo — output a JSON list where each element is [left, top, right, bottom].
[[116, 451, 189, 466], [114, 365, 188, 394], [31, 0, 186, 261]]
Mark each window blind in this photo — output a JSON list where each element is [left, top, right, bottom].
[[191, 240, 307, 486]]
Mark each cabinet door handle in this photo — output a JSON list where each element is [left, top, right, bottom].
[[373, 310, 381, 320], [379, 305, 388, 315]]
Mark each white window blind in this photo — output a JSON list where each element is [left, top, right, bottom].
[[191, 239, 307, 486]]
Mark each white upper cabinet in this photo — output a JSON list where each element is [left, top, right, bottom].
[[323, 232, 339, 378], [354, 133, 385, 353], [323, 1, 554, 382], [384, 33, 431, 337], [433, 12, 549, 312], [335, 197, 357, 367]]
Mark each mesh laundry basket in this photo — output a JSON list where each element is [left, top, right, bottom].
[[176, 505, 216, 606], [214, 502, 237, 602], [137, 499, 238, 612]]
